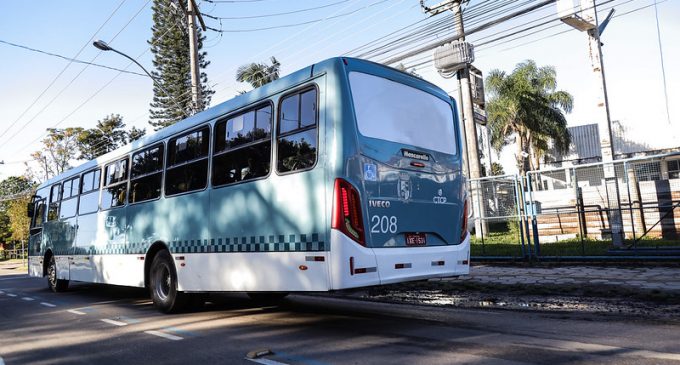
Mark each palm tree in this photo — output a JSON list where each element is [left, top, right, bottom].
[[486, 60, 573, 174], [236, 56, 281, 89]]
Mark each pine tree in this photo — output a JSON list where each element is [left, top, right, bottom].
[[148, 0, 213, 131]]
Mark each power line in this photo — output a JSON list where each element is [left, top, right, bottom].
[[203, 0, 350, 19], [0, 0, 129, 142], [0, 0, 152, 149], [0, 39, 145, 77], [205, 0, 390, 33], [653, 0, 671, 125]]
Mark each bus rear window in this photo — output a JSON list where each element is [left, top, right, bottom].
[[349, 72, 456, 155]]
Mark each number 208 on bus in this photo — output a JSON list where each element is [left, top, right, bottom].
[[27, 57, 470, 313]]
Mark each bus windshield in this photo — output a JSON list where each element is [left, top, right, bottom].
[[349, 71, 456, 155]]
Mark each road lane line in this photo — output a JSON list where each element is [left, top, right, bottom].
[[0, 290, 4, 294], [40, 302, 57, 308], [101, 319, 128, 327], [67, 309, 86, 315], [144, 330, 183, 341], [0, 355, 5, 365], [7, 293, 17, 297], [22, 297, 35, 301]]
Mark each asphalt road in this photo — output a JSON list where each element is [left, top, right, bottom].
[[1, 272, 680, 365]]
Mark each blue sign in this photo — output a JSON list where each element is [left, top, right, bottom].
[[363, 163, 377, 182]]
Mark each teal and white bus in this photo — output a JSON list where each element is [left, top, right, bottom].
[[27, 57, 470, 313]]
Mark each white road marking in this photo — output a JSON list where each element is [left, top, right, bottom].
[[246, 359, 291, 365], [100, 319, 128, 327], [22, 297, 35, 301], [0, 290, 4, 294], [40, 302, 56, 308], [67, 309, 86, 315], [7, 293, 17, 297], [0, 355, 5, 365], [144, 330, 183, 341]]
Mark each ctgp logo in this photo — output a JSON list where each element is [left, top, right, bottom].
[[433, 189, 447, 204]]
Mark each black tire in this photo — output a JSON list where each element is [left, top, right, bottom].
[[149, 250, 186, 313], [47, 256, 69, 293], [247, 292, 289, 305]]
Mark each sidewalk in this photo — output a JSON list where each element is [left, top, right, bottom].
[[452, 264, 680, 293]]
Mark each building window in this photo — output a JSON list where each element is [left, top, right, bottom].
[[102, 158, 129, 210], [131, 144, 164, 203], [213, 105, 272, 186], [634, 162, 661, 182], [277, 87, 318, 173], [166, 126, 209, 196], [79, 168, 101, 215], [668, 160, 680, 179]]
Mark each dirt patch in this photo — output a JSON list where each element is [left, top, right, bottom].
[[343, 280, 680, 321]]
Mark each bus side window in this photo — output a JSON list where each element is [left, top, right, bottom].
[[60, 176, 80, 219], [277, 87, 318, 173], [166, 126, 209, 196], [101, 158, 129, 210], [212, 105, 272, 186], [47, 184, 62, 221], [130, 143, 164, 203], [78, 168, 101, 215]]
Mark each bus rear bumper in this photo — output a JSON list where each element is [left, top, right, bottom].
[[329, 230, 470, 290]]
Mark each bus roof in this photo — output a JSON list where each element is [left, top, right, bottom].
[[36, 57, 452, 189]]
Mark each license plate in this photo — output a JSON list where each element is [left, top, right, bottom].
[[405, 233, 426, 246]]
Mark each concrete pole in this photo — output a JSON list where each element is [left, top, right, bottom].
[[451, 1, 486, 238], [187, 0, 202, 111], [581, 0, 624, 246]]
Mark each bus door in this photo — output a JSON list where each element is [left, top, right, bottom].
[[27, 188, 48, 277]]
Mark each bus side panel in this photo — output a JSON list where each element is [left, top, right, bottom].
[[176, 251, 330, 292]]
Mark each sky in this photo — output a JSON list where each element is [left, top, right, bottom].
[[0, 0, 678, 180]]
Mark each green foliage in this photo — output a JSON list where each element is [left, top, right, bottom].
[[0, 176, 35, 244], [149, 0, 214, 130], [236, 56, 281, 89], [77, 114, 148, 159], [28, 128, 83, 182], [486, 60, 573, 174], [491, 162, 505, 176], [77, 114, 128, 159]]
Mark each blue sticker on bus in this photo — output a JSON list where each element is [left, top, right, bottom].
[[363, 163, 377, 181]]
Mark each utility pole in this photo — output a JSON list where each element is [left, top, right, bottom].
[[178, 0, 207, 112], [559, 0, 623, 246], [424, 0, 486, 238]]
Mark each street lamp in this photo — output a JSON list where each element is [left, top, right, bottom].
[[92, 40, 188, 117]]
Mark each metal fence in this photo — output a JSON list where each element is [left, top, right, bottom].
[[469, 152, 680, 259]]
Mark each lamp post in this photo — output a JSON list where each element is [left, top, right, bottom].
[[92, 40, 189, 118]]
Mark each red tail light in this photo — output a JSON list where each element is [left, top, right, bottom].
[[332, 178, 365, 246], [460, 199, 469, 243]]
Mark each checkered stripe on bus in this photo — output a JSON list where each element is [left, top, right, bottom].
[[127, 233, 326, 254]]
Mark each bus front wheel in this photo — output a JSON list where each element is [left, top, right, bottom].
[[47, 256, 69, 292], [149, 250, 186, 313]]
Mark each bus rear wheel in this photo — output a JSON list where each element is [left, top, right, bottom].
[[47, 256, 69, 292], [149, 250, 186, 313]]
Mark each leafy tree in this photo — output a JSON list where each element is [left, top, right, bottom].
[[491, 162, 505, 176], [128, 126, 147, 142], [236, 56, 281, 89], [77, 114, 128, 159], [148, 0, 214, 130], [0, 176, 34, 244], [486, 60, 573, 174], [78, 114, 148, 159], [28, 128, 83, 182]]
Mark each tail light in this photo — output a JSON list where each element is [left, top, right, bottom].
[[332, 178, 365, 246], [460, 198, 469, 243]]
